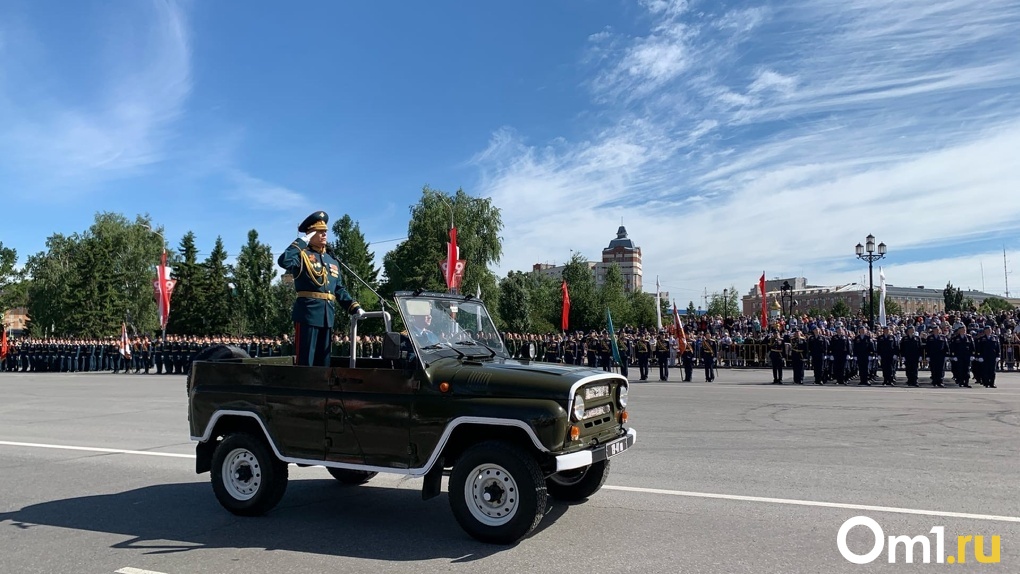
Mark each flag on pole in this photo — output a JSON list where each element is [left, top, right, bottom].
[[439, 227, 466, 292], [153, 250, 176, 332], [672, 300, 687, 355], [878, 267, 887, 327], [606, 308, 621, 364], [119, 322, 132, 359], [655, 276, 662, 331], [1, 327, 8, 360], [561, 280, 571, 332], [759, 272, 767, 329]]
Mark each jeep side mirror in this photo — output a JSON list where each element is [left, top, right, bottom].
[[382, 332, 404, 360]]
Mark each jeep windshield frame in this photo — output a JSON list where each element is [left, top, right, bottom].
[[394, 292, 509, 361]]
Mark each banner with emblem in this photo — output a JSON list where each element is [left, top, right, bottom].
[[152, 250, 176, 331], [440, 227, 466, 291], [119, 322, 132, 359]]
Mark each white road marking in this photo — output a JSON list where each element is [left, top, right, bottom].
[[116, 568, 169, 574], [602, 485, 1020, 523], [3, 440, 1018, 524], [0, 440, 194, 459]]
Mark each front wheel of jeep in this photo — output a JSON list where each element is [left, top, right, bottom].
[[210, 433, 288, 516], [546, 459, 610, 501], [449, 441, 547, 544]]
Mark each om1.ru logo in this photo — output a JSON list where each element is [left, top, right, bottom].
[[838, 516, 1000, 565]]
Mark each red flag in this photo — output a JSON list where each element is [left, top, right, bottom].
[[1, 328, 7, 360], [446, 227, 459, 290], [153, 250, 176, 331], [672, 300, 687, 355], [759, 272, 767, 329], [561, 280, 571, 331], [119, 322, 132, 359]]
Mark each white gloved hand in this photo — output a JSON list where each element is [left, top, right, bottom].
[[951, 357, 958, 362], [298, 231, 316, 243], [977, 357, 984, 362], [355, 307, 365, 317]]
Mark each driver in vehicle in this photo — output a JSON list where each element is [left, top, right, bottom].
[[410, 313, 440, 346]]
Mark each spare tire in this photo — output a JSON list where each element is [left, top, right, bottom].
[[188, 345, 251, 394], [194, 344, 251, 363]]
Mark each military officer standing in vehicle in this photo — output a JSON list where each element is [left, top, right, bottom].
[[900, 325, 923, 387], [278, 211, 363, 367]]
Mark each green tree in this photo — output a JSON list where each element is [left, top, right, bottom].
[[598, 263, 628, 326], [498, 271, 531, 334], [524, 272, 559, 334], [202, 236, 233, 335], [830, 300, 851, 318], [943, 282, 964, 312], [233, 230, 276, 335], [979, 296, 1014, 313], [0, 242, 24, 312], [706, 286, 740, 318], [382, 186, 502, 297], [330, 214, 381, 332], [686, 301, 696, 318], [561, 253, 599, 331], [167, 232, 206, 335], [861, 289, 902, 319], [269, 278, 296, 336], [628, 290, 657, 329], [25, 213, 162, 337]]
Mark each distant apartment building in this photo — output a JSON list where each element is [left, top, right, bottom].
[[532, 226, 644, 293]]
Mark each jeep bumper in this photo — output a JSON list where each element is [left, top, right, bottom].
[[554, 427, 637, 472]]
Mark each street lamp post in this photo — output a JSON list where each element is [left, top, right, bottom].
[[855, 234, 887, 331], [780, 281, 793, 317]]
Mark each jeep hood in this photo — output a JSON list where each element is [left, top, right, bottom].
[[429, 358, 626, 400]]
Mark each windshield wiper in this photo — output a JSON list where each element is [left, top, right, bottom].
[[420, 343, 466, 359], [452, 340, 497, 359]]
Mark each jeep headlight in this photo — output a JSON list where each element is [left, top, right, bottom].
[[572, 394, 585, 421], [618, 384, 629, 408]]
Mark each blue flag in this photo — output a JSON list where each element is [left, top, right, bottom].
[[606, 308, 621, 364]]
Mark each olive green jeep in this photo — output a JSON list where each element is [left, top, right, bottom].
[[188, 291, 636, 544]]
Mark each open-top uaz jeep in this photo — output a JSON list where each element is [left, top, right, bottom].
[[188, 291, 636, 544]]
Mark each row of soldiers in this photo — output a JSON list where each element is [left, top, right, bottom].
[[763, 322, 1000, 388], [1, 333, 400, 375], [502, 329, 721, 382]]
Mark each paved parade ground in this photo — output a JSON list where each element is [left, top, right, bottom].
[[1, 370, 1017, 574]]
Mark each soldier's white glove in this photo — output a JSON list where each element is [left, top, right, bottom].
[[977, 357, 984, 362], [951, 357, 957, 362], [299, 231, 316, 243], [355, 307, 365, 317]]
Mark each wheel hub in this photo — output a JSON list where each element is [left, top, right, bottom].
[[465, 463, 520, 526], [221, 448, 262, 501]]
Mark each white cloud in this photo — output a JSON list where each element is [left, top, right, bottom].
[[228, 170, 311, 212], [470, 0, 1020, 300], [0, 0, 190, 189]]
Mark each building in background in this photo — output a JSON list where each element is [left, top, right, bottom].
[[2, 307, 29, 336], [532, 225, 644, 293]]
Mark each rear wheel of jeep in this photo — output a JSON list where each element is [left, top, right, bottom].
[[326, 468, 378, 485], [449, 441, 547, 544], [210, 433, 288, 516], [546, 459, 610, 501]]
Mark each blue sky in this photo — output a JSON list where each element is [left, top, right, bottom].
[[2, 0, 1019, 303]]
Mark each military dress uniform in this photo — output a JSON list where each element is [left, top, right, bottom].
[[899, 330, 923, 387], [790, 333, 809, 385], [654, 336, 670, 381], [701, 335, 717, 382], [807, 331, 829, 384], [949, 327, 974, 387], [768, 335, 786, 384], [876, 331, 899, 385], [278, 211, 362, 367], [975, 327, 999, 388], [926, 330, 949, 387], [635, 336, 651, 381]]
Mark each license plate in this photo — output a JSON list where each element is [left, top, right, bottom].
[[585, 385, 610, 399], [583, 404, 611, 419], [606, 438, 628, 457]]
